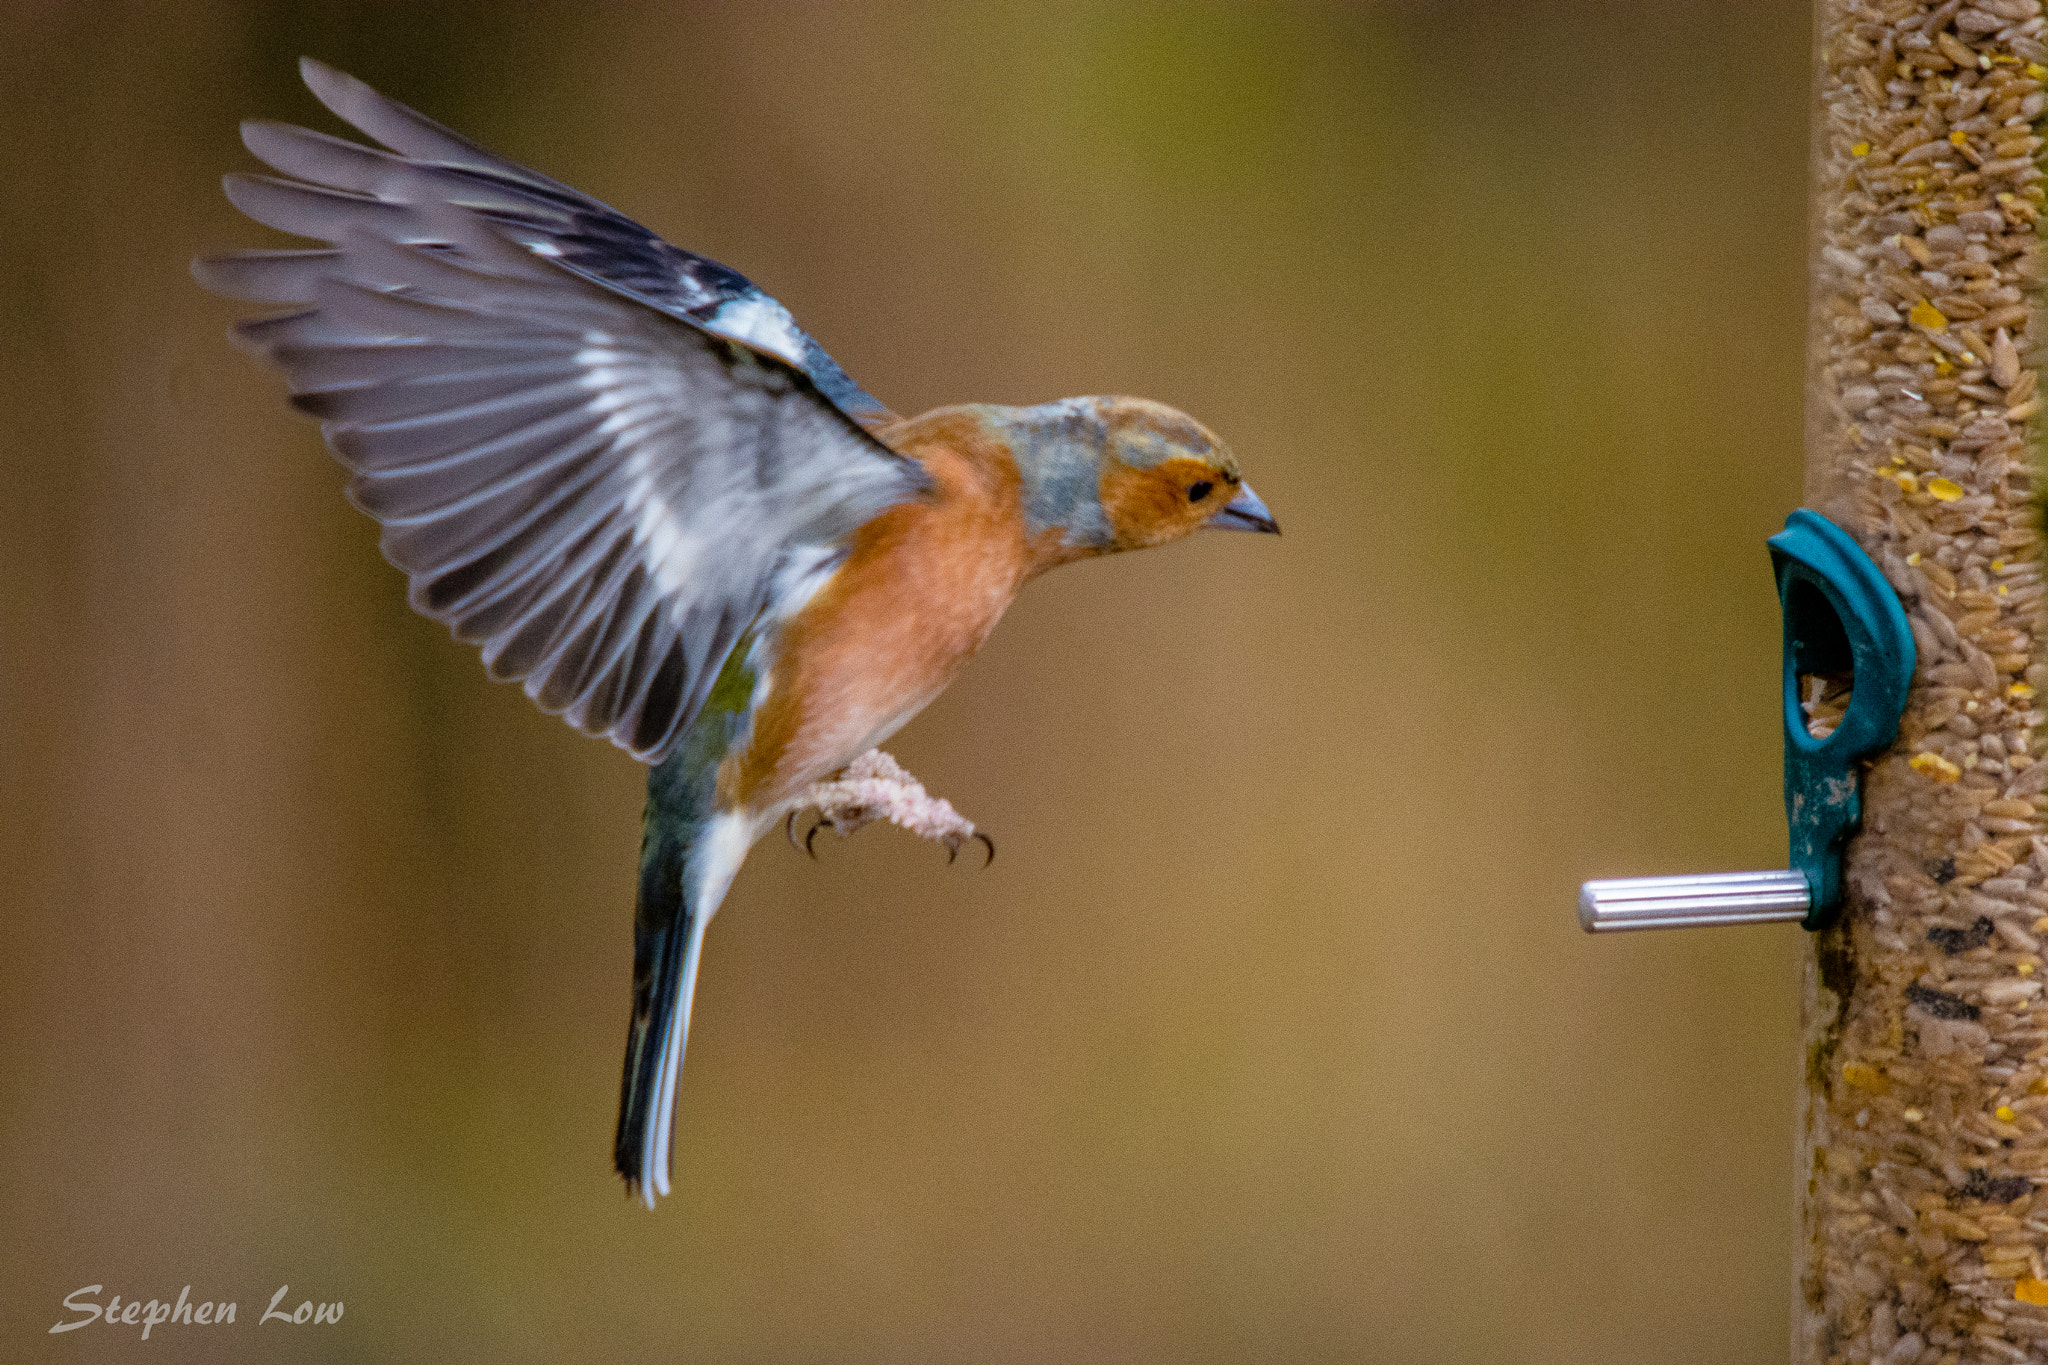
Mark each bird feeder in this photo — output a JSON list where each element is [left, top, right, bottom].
[[1583, 3, 2048, 1360], [1581, 509, 1917, 933]]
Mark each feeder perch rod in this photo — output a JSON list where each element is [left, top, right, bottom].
[[1578, 870, 1812, 933]]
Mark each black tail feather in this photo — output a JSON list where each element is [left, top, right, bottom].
[[615, 825, 693, 1203], [611, 655, 754, 1206]]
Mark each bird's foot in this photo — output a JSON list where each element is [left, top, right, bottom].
[[786, 749, 993, 866]]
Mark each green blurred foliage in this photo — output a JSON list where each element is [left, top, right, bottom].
[[2, 2, 1811, 1361]]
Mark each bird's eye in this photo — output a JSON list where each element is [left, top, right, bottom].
[[1188, 481, 1214, 502]]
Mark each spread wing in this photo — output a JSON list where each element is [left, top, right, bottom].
[[264, 58, 894, 426], [194, 62, 929, 762]]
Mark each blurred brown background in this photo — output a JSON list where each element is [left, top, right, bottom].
[[1, 2, 1814, 1361]]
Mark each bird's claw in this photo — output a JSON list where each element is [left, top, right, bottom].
[[787, 811, 827, 860], [941, 830, 995, 868], [786, 750, 990, 868], [940, 829, 995, 868]]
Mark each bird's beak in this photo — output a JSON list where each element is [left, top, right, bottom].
[[1205, 481, 1280, 534]]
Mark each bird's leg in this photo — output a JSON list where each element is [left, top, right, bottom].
[[788, 749, 992, 866]]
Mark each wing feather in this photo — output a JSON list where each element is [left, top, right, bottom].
[[268, 58, 897, 426], [196, 69, 929, 761]]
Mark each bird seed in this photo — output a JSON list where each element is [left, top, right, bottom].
[[1802, 3, 2048, 1362]]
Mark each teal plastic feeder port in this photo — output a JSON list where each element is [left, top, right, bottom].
[[1771, 509, 1917, 927], [1579, 508, 1915, 934]]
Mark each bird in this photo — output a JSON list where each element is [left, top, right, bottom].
[[195, 58, 1280, 1208]]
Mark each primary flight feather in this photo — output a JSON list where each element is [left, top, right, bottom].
[[197, 58, 1279, 1207]]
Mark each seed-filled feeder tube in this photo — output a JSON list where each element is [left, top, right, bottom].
[[1800, 2, 2048, 1360]]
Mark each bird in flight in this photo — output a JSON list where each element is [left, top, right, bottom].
[[196, 59, 1279, 1208]]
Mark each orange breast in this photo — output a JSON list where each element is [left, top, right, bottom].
[[718, 411, 1044, 812]]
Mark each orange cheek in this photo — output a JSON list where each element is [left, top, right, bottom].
[[1100, 458, 1212, 548]]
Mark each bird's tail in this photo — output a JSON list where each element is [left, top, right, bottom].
[[613, 634, 763, 1207], [614, 814, 713, 1209]]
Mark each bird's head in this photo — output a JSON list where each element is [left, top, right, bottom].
[[984, 395, 1278, 557]]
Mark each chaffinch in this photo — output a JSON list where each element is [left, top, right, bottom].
[[196, 59, 1279, 1207]]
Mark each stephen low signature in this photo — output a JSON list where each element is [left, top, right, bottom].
[[50, 1285, 344, 1339]]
